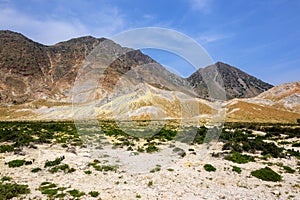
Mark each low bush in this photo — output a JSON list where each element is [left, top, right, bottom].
[[251, 167, 281, 182], [283, 166, 295, 174], [224, 151, 255, 164], [150, 165, 161, 173], [84, 170, 92, 174], [67, 189, 85, 198], [48, 164, 75, 174], [0, 182, 30, 199], [204, 164, 216, 172], [147, 181, 153, 187], [7, 159, 26, 168], [44, 156, 65, 167], [88, 161, 118, 172], [0, 145, 14, 153], [292, 143, 300, 147], [232, 166, 242, 174], [89, 191, 99, 197], [146, 143, 159, 153], [1, 176, 12, 182], [31, 167, 42, 173]]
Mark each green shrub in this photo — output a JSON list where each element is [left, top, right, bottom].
[[48, 164, 75, 174], [224, 151, 255, 164], [146, 143, 159, 153], [7, 159, 26, 168], [38, 182, 67, 198], [88, 160, 118, 172], [84, 170, 92, 174], [147, 181, 153, 187], [1, 176, 12, 182], [89, 191, 99, 197], [232, 166, 242, 174], [251, 167, 281, 182], [44, 156, 65, 167], [297, 119, 300, 124], [292, 143, 300, 147], [67, 189, 85, 198], [0, 182, 30, 199], [204, 164, 216, 172], [287, 149, 300, 159], [150, 165, 161, 173], [0, 145, 14, 153], [283, 166, 295, 173], [31, 167, 42, 173]]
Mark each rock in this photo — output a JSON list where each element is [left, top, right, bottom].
[[29, 142, 38, 149], [82, 153, 91, 158], [272, 190, 280, 195], [66, 147, 77, 155], [14, 147, 26, 156]]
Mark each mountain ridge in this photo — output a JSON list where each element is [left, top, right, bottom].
[[0, 30, 273, 105]]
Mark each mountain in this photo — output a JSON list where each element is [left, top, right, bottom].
[[0, 30, 194, 106], [0, 30, 104, 104], [3, 30, 293, 123], [187, 62, 273, 99], [0, 30, 274, 106], [226, 81, 300, 123]]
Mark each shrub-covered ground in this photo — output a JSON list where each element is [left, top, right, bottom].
[[0, 121, 299, 199]]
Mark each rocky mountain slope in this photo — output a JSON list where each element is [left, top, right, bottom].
[[226, 81, 300, 123], [0, 30, 273, 106], [2, 30, 298, 123], [188, 62, 273, 99]]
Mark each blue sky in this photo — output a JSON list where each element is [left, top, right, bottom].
[[0, 0, 299, 85]]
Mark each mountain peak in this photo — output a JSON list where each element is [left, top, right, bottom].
[[187, 62, 273, 99], [54, 35, 106, 46]]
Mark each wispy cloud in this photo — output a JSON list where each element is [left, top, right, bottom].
[[189, 0, 214, 13], [0, 4, 125, 45], [0, 7, 87, 44], [197, 32, 233, 44]]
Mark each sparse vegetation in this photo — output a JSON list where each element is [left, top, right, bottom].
[[44, 156, 65, 167], [251, 167, 281, 182], [224, 151, 255, 164], [88, 160, 118, 172], [0, 182, 30, 199], [48, 164, 76, 174], [89, 191, 99, 197], [39, 182, 64, 198], [283, 165, 295, 173], [31, 167, 42, 173], [1, 176, 12, 182], [0, 144, 14, 153], [67, 189, 85, 198], [146, 143, 159, 153], [150, 165, 161, 173], [6, 159, 27, 168], [204, 164, 216, 172], [84, 170, 92, 174], [232, 166, 242, 174], [147, 181, 153, 187], [0, 121, 82, 148]]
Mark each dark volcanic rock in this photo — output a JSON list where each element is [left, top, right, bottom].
[[187, 62, 273, 99]]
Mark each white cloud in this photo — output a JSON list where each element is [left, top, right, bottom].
[[197, 33, 233, 44], [0, 5, 125, 45], [189, 0, 214, 13], [0, 7, 88, 44]]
